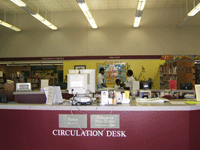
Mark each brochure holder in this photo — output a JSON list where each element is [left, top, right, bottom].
[[195, 84, 200, 101], [45, 86, 63, 105]]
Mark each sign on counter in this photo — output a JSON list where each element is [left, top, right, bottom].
[[59, 114, 87, 128], [90, 114, 120, 129]]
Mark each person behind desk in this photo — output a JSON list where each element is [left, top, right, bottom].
[[114, 79, 121, 90], [124, 70, 136, 94], [97, 68, 107, 89]]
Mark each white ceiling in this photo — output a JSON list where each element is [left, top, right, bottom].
[[0, 0, 197, 15]]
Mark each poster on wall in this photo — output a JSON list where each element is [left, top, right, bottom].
[[0, 71, 3, 77], [97, 63, 127, 83]]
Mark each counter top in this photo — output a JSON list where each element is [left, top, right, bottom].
[[13, 90, 69, 95], [1, 99, 200, 111], [13, 89, 195, 94], [13, 89, 195, 95]]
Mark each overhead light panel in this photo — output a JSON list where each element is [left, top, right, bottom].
[[10, 0, 26, 7], [177, 16, 191, 26], [41, 20, 52, 26], [77, 0, 98, 29], [0, 20, 21, 31], [133, 0, 146, 27], [22, 6, 36, 14], [188, 3, 200, 16], [0, 20, 12, 28], [134, 17, 141, 27], [10, 0, 57, 30], [31, 14, 57, 30], [31, 13, 45, 21], [48, 25, 57, 30], [137, 0, 146, 11], [177, 2, 200, 26]]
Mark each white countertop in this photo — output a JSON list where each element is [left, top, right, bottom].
[[13, 90, 69, 95], [1, 99, 200, 111], [13, 89, 195, 95]]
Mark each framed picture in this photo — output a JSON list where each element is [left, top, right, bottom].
[[74, 65, 86, 70]]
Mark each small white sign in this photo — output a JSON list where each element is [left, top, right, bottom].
[[46, 86, 64, 105], [46, 86, 54, 105], [195, 84, 200, 101], [101, 91, 108, 105], [41, 79, 49, 89]]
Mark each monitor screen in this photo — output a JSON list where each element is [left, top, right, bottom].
[[67, 74, 87, 94], [180, 83, 192, 90], [140, 81, 150, 89], [16, 83, 31, 92]]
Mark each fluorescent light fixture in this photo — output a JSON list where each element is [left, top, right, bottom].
[[83, 10, 92, 19], [79, 3, 89, 12], [31, 13, 44, 21], [133, 0, 146, 27], [48, 25, 58, 30], [22, 6, 36, 14], [41, 19, 52, 26], [0, 20, 12, 28], [177, 2, 200, 26], [188, 8, 199, 16], [10, 0, 26, 7], [133, 17, 141, 27], [77, 0, 98, 29], [10, 26, 21, 31], [177, 16, 191, 26], [188, 3, 200, 16], [10, 0, 58, 30], [137, 0, 146, 11], [88, 18, 97, 28], [0, 20, 21, 31]]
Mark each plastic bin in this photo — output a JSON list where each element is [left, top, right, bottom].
[[0, 94, 7, 103]]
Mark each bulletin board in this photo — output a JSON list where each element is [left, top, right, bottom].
[[97, 63, 128, 84]]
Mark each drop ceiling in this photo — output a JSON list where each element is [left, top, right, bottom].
[[0, 0, 193, 15]]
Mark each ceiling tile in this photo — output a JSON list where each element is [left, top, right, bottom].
[[0, 0, 190, 14]]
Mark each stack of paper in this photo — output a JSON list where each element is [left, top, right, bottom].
[[170, 101, 186, 105], [184, 94, 195, 99], [136, 98, 169, 103]]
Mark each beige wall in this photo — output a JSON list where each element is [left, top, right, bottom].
[[1, 8, 200, 57]]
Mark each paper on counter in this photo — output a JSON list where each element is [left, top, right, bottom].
[[170, 101, 186, 105], [183, 101, 200, 104], [136, 98, 169, 103], [125, 91, 130, 99]]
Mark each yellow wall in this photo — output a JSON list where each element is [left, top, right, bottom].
[[57, 65, 63, 70], [63, 59, 165, 89]]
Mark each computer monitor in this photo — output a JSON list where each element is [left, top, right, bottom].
[[180, 83, 192, 90], [140, 81, 150, 89], [16, 83, 31, 92], [67, 69, 95, 94]]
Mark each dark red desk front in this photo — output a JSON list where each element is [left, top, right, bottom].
[[0, 104, 200, 150]]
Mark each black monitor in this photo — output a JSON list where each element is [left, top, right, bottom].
[[140, 81, 150, 89], [180, 83, 192, 90]]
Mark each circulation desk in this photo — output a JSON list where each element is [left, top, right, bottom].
[[1, 100, 200, 150], [13, 89, 195, 103]]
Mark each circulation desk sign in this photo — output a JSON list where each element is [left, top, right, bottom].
[[52, 114, 127, 137]]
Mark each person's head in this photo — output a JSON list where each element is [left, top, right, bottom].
[[115, 79, 121, 85], [127, 70, 133, 77], [99, 68, 105, 75]]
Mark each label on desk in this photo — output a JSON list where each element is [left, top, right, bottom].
[[90, 115, 120, 129], [59, 114, 87, 128]]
